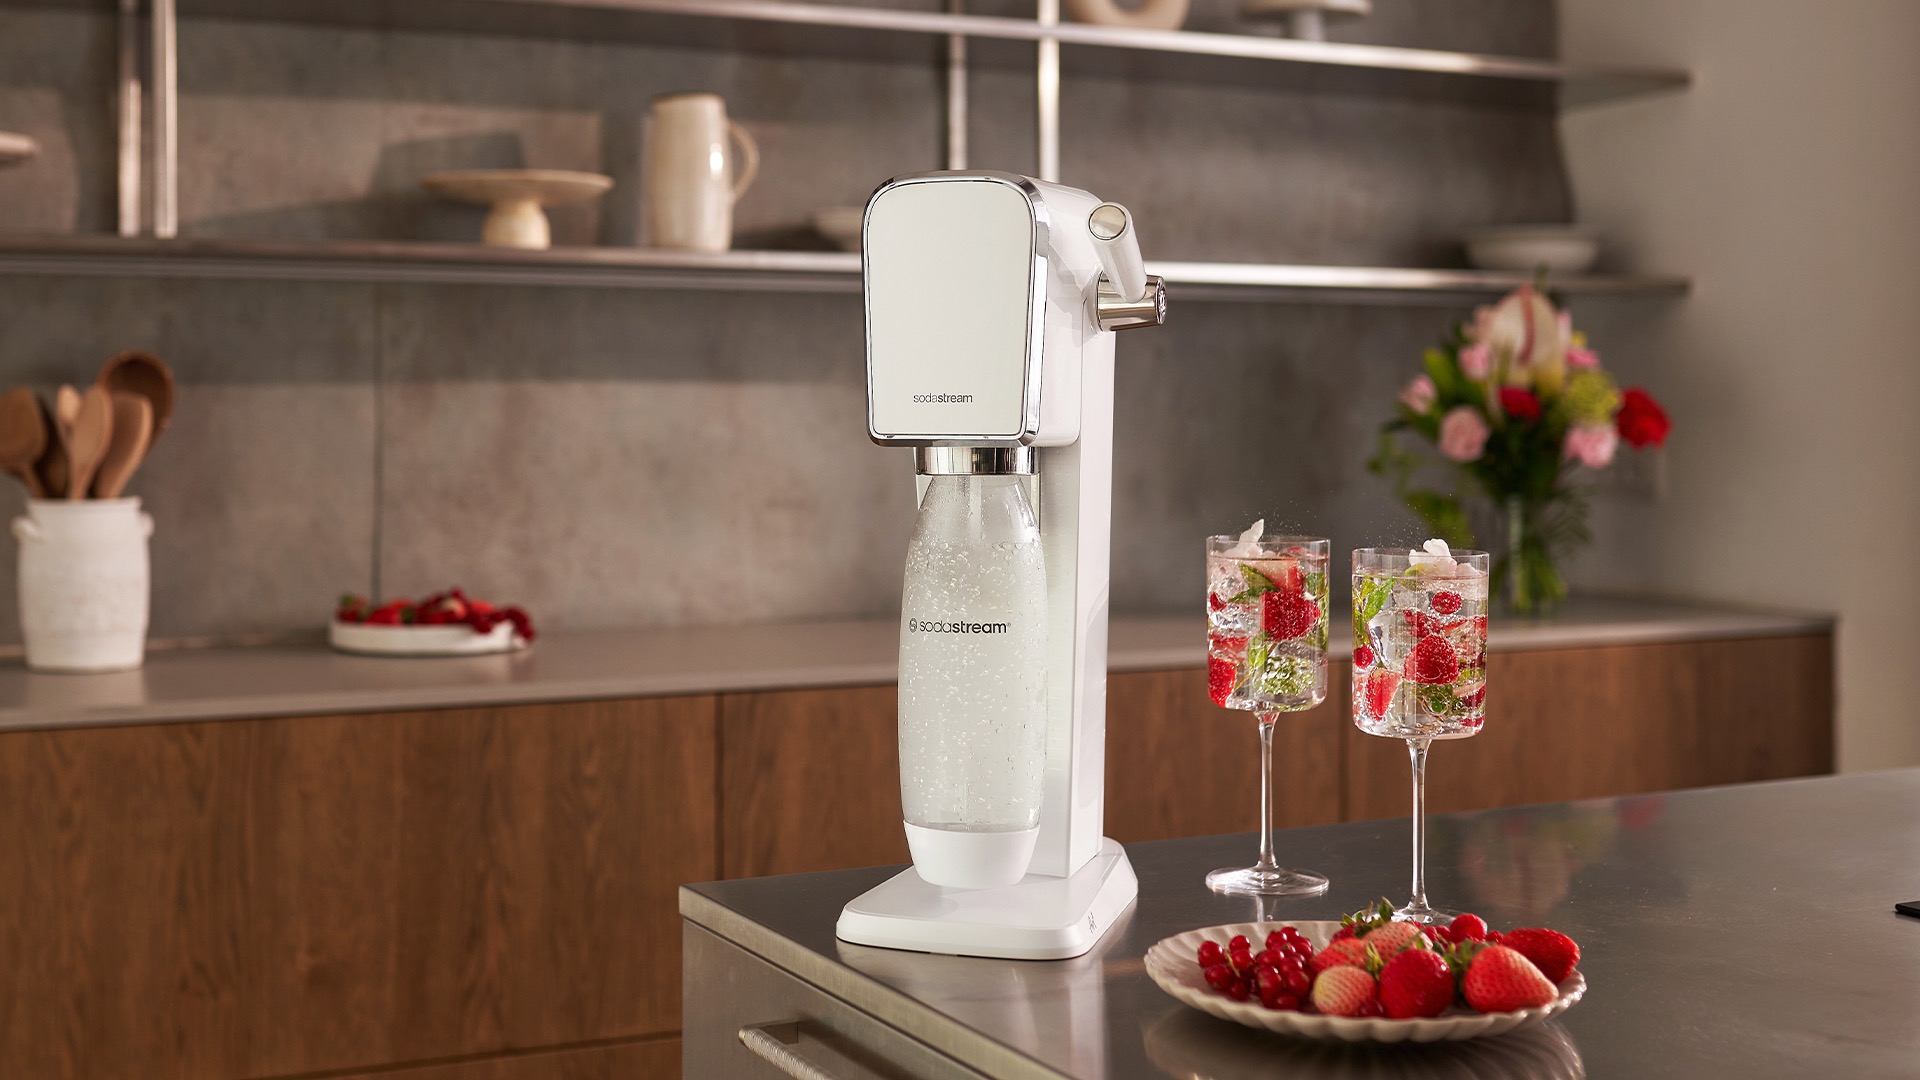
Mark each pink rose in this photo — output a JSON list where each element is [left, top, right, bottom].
[[1563, 422, 1619, 468], [1438, 406, 1490, 463], [1400, 374, 1437, 413], [1567, 346, 1599, 369], [1458, 343, 1491, 379]]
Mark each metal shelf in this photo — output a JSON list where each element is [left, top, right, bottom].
[[143, 0, 1686, 107], [24, 0, 1690, 243], [0, 235, 1690, 302]]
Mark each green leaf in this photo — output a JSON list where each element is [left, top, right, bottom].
[[1305, 571, 1326, 598], [1353, 575, 1392, 648], [1424, 348, 1462, 401], [1419, 684, 1464, 717], [1246, 634, 1270, 677], [1228, 563, 1276, 604]]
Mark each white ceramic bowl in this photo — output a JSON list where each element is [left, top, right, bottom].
[[329, 619, 527, 657], [811, 206, 865, 251], [1463, 226, 1601, 273], [1144, 920, 1586, 1043]]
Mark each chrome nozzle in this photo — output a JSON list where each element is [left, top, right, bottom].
[[915, 446, 1036, 475]]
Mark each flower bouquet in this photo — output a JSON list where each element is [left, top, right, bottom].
[[1369, 285, 1671, 613]]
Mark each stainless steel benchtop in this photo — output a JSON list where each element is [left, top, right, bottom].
[[0, 594, 1830, 734], [681, 769, 1917, 1079]]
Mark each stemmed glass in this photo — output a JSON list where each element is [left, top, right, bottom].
[[1203, 531, 1331, 896], [1351, 544, 1490, 924]]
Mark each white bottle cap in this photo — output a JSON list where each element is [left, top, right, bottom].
[[905, 822, 1040, 889]]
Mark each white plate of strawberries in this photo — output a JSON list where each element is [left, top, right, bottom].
[[330, 589, 535, 657], [1144, 901, 1585, 1043]]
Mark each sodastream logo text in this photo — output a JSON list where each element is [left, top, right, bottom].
[[911, 392, 975, 403], [907, 617, 1010, 635]]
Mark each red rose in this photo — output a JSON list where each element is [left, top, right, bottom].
[[1616, 387, 1671, 449], [1498, 387, 1542, 423]]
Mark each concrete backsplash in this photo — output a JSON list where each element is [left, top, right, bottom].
[[0, 1, 1567, 640]]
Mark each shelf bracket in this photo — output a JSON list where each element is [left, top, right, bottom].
[[116, 0, 142, 237], [151, 0, 178, 238], [946, 0, 967, 170], [1036, 0, 1059, 181]]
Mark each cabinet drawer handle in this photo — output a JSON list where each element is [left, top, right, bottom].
[[739, 1021, 852, 1080]]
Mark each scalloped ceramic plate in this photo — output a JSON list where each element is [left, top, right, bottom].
[[328, 619, 527, 657], [1145, 921, 1585, 1043]]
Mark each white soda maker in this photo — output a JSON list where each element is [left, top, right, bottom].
[[836, 171, 1167, 960]]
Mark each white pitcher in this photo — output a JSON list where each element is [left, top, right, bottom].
[[643, 92, 759, 253], [13, 498, 153, 672]]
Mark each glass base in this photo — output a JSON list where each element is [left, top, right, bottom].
[[1392, 900, 1458, 926], [1206, 864, 1330, 897]]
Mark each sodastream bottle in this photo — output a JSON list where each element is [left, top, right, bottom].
[[896, 473, 1048, 889]]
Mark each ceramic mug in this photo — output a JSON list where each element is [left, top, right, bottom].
[[643, 93, 760, 253], [13, 497, 153, 672]]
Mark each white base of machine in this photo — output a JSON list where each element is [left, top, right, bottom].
[[835, 838, 1137, 960]]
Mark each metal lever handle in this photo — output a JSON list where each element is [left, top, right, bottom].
[[739, 1021, 894, 1080], [1088, 202, 1147, 303]]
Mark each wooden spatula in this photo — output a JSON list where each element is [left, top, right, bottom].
[[91, 392, 152, 499], [64, 386, 114, 501]]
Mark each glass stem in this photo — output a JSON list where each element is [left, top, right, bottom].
[[1408, 737, 1431, 911], [1255, 713, 1278, 871]]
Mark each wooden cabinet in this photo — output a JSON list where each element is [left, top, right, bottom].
[[718, 684, 908, 879], [329, 1038, 679, 1079], [1345, 635, 1834, 820], [0, 631, 1832, 1078], [0, 697, 714, 1080], [1104, 667, 1346, 842]]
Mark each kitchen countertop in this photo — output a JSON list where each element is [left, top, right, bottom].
[[0, 594, 1830, 734], [680, 768, 1920, 1079]]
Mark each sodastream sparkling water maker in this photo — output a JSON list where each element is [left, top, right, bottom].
[[835, 171, 1167, 960]]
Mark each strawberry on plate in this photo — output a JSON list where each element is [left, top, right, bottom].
[[1461, 945, 1558, 1013], [1502, 927, 1581, 984], [1361, 921, 1427, 963], [1310, 966, 1378, 1017], [1309, 936, 1370, 975], [1379, 948, 1454, 1019]]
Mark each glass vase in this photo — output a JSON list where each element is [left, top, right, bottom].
[[1502, 495, 1567, 615]]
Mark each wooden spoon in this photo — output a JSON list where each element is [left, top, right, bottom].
[[33, 394, 66, 498], [65, 386, 114, 501], [96, 351, 174, 444], [91, 392, 152, 499], [0, 387, 47, 497], [47, 384, 81, 499]]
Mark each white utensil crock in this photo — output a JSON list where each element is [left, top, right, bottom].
[[643, 92, 759, 253], [13, 498, 153, 672]]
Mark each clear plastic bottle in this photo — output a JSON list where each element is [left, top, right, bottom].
[[896, 473, 1048, 888]]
